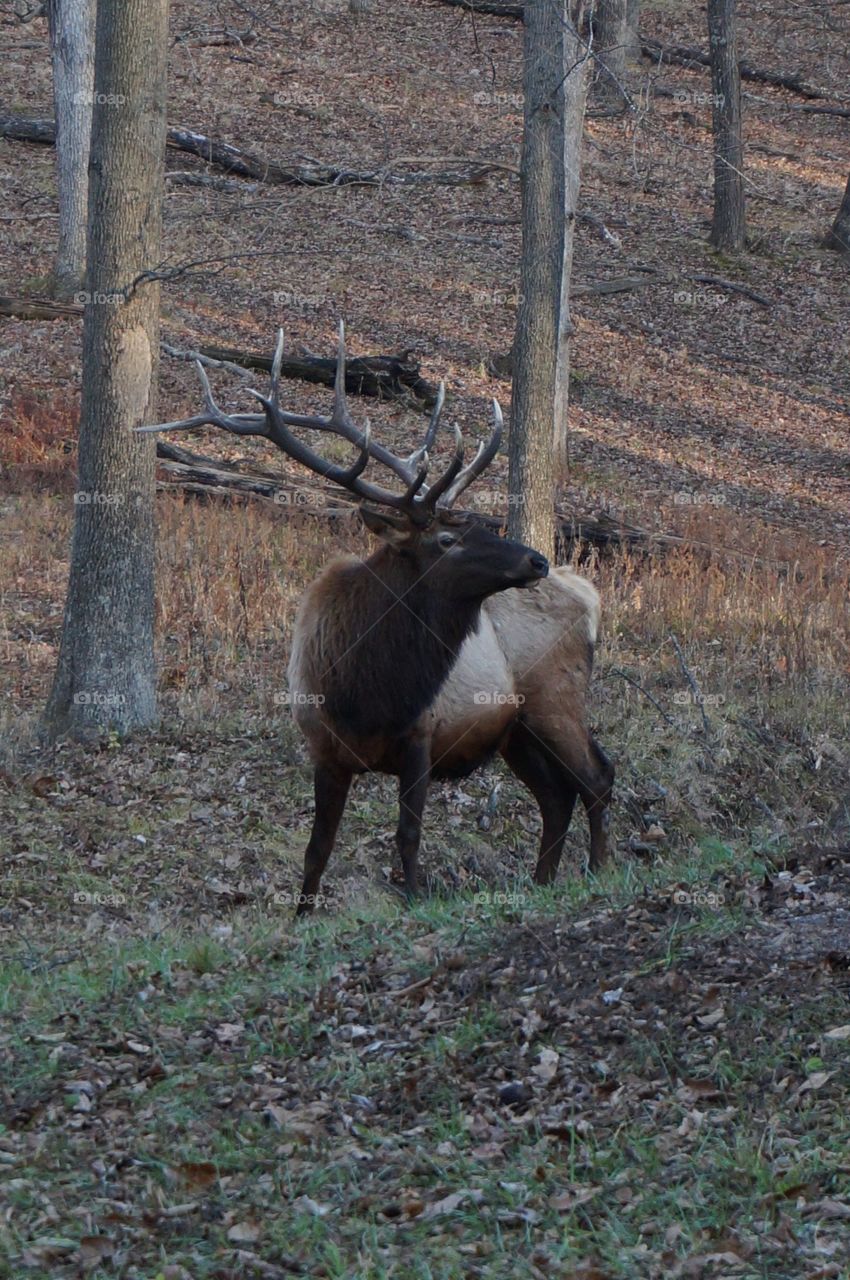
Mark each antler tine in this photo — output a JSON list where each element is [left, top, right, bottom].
[[269, 328, 285, 404], [330, 319, 358, 432], [406, 380, 445, 470], [267, 319, 420, 487], [136, 325, 452, 512], [417, 422, 465, 513], [249, 389, 417, 509], [135, 357, 271, 438], [440, 399, 504, 508]]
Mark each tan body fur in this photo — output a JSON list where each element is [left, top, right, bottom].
[[428, 568, 599, 776]]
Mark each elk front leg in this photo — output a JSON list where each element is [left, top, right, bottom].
[[297, 763, 352, 916], [396, 739, 431, 900]]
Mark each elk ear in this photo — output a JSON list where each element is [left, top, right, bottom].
[[360, 506, 412, 546]]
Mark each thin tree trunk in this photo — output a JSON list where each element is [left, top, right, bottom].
[[708, 0, 745, 251], [509, 0, 588, 558], [42, 0, 169, 742], [554, 45, 590, 474], [47, 0, 96, 297], [825, 172, 850, 253], [594, 0, 629, 107]]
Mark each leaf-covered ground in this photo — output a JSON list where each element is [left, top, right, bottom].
[[2, 842, 850, 1279]]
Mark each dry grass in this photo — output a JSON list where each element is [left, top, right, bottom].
[[2, 486, 847, 875], [0, 386, 78, 495]]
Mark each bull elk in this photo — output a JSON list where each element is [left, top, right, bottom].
[[140, 326, 614, 912]]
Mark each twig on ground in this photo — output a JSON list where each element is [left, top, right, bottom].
[[607, 668, 677, 727], [669, 632, 712, 735]]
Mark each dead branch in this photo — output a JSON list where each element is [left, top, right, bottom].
[[0, 295, 82, 320], [570, 269, 771, 305], [669, 632, 712, 735], [0, 116, 499, 188], [160, 342, 255, 382], [165, 171, 260, 194], [641, 39, 843, 102], [572, 275, 658, 296], [432, 0, 523, 16], [798, 104, 850, 119], [685, 272, 771, 306], [174, 24, 256, 47], [606, 668, 677, 727]]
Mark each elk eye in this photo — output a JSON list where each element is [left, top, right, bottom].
[[437, 531, 457, 549]]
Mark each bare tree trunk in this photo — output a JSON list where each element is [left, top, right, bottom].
[[625, 0, 640, 59], [708, 0, 745, 251], [825, 172, 850, 253], [594, 0, 629, 107], [509, 0, 589, 558], [47, 0, 96, 297], [42, 0, 169, 742], [554, 41, 590, 475]]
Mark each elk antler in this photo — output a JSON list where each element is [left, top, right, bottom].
[[137, 324, 502, 518]]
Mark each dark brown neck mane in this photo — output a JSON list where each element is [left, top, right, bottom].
[[319, 547, 482, 738]]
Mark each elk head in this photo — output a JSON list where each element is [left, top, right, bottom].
[[138, 322, 548, 592]]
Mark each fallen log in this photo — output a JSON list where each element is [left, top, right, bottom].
[[570, 270, 772, 305], [194, 343, 440, 407], [640, 39, 841, 102], [153, 445, 657, 551], [0, 295, 82, 320], [431, 0, 523, 15], [0, 116, 497, 188], [0, 297, 440, 407]]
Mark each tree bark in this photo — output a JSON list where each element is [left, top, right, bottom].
[[707, 0, 746, 251], [825, 172, 850, 253], [509, 0, 589, 557], [553, 34, 590, 477], [46, 0, 96, 296], [42, 0, 169, 742], [625, 0, 640, 59], [594, 0, 629, 107]]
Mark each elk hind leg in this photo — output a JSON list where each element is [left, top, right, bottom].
[[554, 733, 614, 874], [501, 723, 579, 886], [580, 737, 614, 873], [298, 763, 352, 915]]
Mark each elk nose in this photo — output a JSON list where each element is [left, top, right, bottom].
[[529, 553, 549, 578]]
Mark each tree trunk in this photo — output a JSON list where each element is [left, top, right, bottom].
[[41, 0, 169, 742], [625, 0, 640, 59], [825, 172, 850, 253], [553, 36, 590, 477], [47, 0, 96, 297], [594, 0, 629, 107], [707, 0, 745, 251], [509, 0, 589, 558]]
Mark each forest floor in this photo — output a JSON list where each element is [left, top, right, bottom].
[[1, 0, 850, 1276]]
